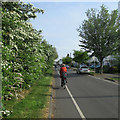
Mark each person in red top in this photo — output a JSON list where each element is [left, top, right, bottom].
[[60, 64, 67, 87]]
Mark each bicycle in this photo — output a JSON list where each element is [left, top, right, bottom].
[[61, 77, 67, 89]]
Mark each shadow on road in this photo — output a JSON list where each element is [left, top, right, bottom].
[[38, 82, 119, 100], [54, 70, 89, 78], [67, 72, 89, 78], [53, 95, 119, 99]]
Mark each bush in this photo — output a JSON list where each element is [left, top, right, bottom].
[[2, 2, 58, 102], [109, 66, 118, 73], [103, 65, 110, 73], [117, 63, 120, 73], [103, 65, 118, 73], [95, 68, 100, 73]]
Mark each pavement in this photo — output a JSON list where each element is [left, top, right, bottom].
[[92, 73, 120, 84]]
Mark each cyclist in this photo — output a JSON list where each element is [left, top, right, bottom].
[[60, 64, 67, 87]]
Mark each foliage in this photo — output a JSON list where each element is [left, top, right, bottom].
[[113, 55, 120, 73], [77, 4, 119, 73], [103, 65, 118, 73], [73, 50, 89, 64], [2, 1, 58, 117], [103, 65, 110, 73], [3, 68, 53, 118], [109, 66, 118, 73], [62, 56, 72, 65], [117, 58, 120, 73]]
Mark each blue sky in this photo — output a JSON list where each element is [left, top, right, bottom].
[[28, 2, 118, 60]]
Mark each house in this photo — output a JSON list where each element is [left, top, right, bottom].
[[88, 55, 118, 67], [103, 55, 119, 67]]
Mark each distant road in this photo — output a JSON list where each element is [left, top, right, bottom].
[[53, 69, 118, 119]]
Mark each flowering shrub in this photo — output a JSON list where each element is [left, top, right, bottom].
[[1, 1, 58, 117]]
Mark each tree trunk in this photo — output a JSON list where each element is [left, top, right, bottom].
[[100, 59, 103, 74]]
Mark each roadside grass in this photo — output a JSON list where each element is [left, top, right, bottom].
[[3, 68, 53, 118], [89, 71, 120, 83], [108, 77, 120, 81], [89, 71, 95, 76]]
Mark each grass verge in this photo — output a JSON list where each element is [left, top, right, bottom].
[[89, 71, 95, 76], [108, 77, 120, 81], [3, 68, 53, 118]]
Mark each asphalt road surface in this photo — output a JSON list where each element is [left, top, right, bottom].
[[53, 69, 119, 119]]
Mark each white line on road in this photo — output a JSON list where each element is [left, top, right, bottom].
[[66, 86, 86, 119], [57, 71, 86, 119]]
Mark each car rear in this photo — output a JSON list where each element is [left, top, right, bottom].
[[79, 66, 90, 73]]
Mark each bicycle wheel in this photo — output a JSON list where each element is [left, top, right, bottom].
[[61, 77, 66, 89], [61, 78, 64, 87]]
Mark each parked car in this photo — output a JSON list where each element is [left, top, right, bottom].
[[76, 66, 90, 74], [89, 64, 100, 69], [96, 65, 100, 68], [89, 65, 95, 69]]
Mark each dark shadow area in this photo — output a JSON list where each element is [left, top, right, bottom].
[[104, 78, 115, 82], [53, 70, 89, 79], [45, 73, 53, 77], [112, 77, 120, 79], [53, 95, 119, 100], [104, 77, 120, 82], [52, 86, 60, 90], [67, 72, 89, 78]]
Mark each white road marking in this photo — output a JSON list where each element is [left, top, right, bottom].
[[57, 71, 86, 119], [88, 75, 118, 86], [66, 86, 86, 119]]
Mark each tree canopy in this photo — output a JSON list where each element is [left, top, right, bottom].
[[2, 1, 58, 102], [73, 50, 89, 64], [77, 5, 119, 72], [62, 56, 72, 65]]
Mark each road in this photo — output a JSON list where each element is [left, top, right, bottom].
[[53, 69, 118, 119]]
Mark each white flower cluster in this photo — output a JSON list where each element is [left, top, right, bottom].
[[1, 110, 13, 117]]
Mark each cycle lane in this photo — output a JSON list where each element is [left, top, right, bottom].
[[53, 70, 81, 118]]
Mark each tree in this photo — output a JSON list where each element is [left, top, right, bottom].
[[41, 40, 58, 70], [73, 50, 89, 64], [2, 1, 58, 102], [62, 56, 72, 65], [77, 5, 119, 73]]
